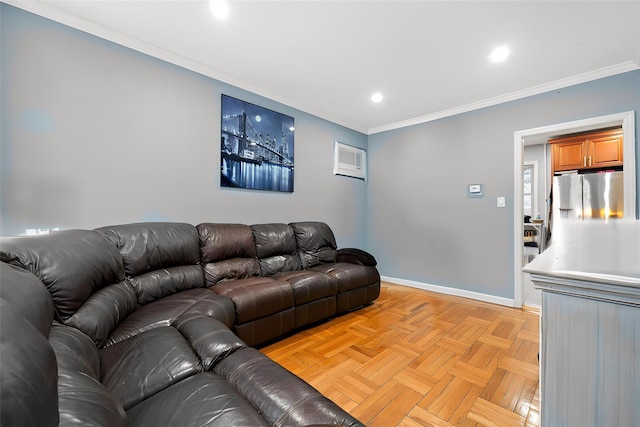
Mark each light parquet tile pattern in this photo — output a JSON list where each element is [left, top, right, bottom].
[[262, 283, 540, 427]]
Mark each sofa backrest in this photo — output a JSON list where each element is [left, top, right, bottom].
[[0, 262, 59, 427], [290, 221, 338, 268], [251, 223, 302, 275], [196, 223, 260, 286], [0, 230, 135, 348], [97, 222, 204, 305], [0, 261, 55, 336]]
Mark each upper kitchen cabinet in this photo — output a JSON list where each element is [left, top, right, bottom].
[[550, 127, 623, 173]]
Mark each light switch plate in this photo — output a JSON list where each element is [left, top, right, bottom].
[[497, 196, 506, 207]]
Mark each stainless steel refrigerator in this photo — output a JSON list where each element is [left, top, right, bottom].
[[552, 171, 624, 221]]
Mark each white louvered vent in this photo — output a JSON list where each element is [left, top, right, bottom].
[[333, 141, 366, 180]]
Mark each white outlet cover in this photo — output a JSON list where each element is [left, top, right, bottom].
[[497, 196, 506, 207]]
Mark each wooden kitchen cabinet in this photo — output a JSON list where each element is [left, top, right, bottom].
[[550, 138, 587, 171], [587, 129, 624, 168], [550, 128, 623, 173]]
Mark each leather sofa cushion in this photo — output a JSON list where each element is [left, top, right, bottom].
[[171, 313, 245, 370], [49, 324, 127, 427], [310, 262, 380, 293], [197, 223, 260, 286], [311, 263, 381, 314], [104, 288, 234, 347], [251, 223, 302, 275], [65, 282, 138, 348], [0, 262, 54, 337], [97, 222, 201, 276], [214, 347, 365, 427], [290, 222, 338, 269], [129, 265, 204, 305], [57, 371, 126, 427], [273, 270, 338, 305], [100, 327, 202, 409], [197, 223, 257, 262], [212, 277, 294, 324], [0, 299, 58, 427], [97, 223, 205, 304], [202, 258, 260, 286], [50, 324, 100, 378], [1, 230, 125, 321], [126, 373, 271, 427]]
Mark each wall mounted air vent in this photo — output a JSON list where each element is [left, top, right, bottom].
[[333, 141, 366, 180]]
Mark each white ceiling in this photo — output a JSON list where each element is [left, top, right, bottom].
[[7, 0, 640, 134]]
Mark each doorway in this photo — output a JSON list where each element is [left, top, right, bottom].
[[512, 111, 636, 308], [521, 157, 544, 308]]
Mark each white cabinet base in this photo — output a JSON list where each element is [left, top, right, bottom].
[[539, 288, 639, 427]]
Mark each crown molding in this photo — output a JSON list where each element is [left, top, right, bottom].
[[5, 1, 638, 137], [368, 61, 639, 135], [2, 0, 365, 134]]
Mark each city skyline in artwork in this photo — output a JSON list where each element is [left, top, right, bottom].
[[220, 95, 294, 192]]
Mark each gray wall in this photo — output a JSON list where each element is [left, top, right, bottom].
[[367, 70, 640, 299], [0, 4, 368, 248]]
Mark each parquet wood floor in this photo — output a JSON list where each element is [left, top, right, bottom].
[[262, 282, 540, 427]]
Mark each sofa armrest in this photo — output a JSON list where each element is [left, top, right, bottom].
[[336, 248, 377, 267]]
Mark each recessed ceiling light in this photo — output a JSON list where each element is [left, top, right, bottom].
[[489, 45, 510, 63], [209, 0, 230, 20], [371, 93, 383, 103]]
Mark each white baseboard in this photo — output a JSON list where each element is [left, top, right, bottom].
[[381, 276, 516, 308]]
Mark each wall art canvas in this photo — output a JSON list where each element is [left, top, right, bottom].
[[220, 94, 294, 192]]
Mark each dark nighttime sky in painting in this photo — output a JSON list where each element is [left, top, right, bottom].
[[221, 95, 294, 155]]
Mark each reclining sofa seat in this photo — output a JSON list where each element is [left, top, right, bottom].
[[252, 223, 339, 331], [0, 223, 366, 426], [198, 221, 381, 347], [197, 222, 296, 347], [289, 221, 381, 315]]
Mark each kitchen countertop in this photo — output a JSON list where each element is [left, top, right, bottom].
[[523, 220, 640, 289]]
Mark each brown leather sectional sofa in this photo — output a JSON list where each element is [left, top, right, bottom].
[[0, 221, 380, 426]]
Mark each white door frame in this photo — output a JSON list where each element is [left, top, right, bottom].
[[513, 111, 636, 308]]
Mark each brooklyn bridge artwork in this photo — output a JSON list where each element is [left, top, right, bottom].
[[220, 95, 294, 192]]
